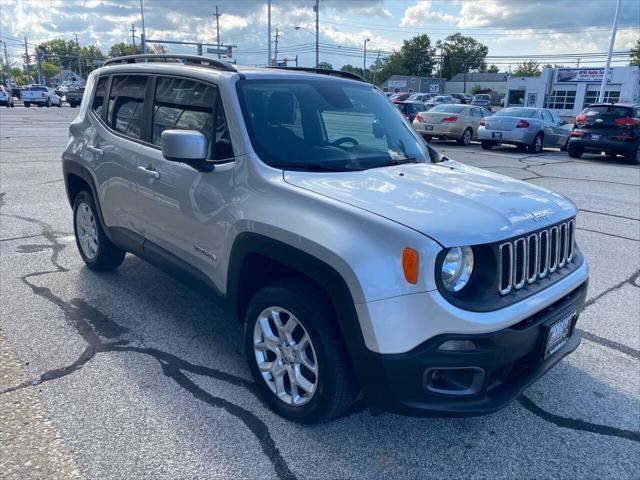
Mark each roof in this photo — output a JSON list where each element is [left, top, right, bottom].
[[449, 72, 507, 83]]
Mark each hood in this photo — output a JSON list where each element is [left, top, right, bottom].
[[284, 160, 576, 247]]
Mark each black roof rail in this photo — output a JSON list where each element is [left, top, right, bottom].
[[268, 66, 366, 82], [102, 54, 237, 72]]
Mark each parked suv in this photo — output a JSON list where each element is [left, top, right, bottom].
[[63, 55, 589, 424], [568, 103, 640, 164]]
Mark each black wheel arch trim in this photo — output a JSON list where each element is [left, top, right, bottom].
[[226, 232, 381, 400]]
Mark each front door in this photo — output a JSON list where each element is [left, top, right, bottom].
[[136, 76, 236, 290]]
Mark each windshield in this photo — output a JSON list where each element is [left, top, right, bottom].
[[431, 104, 465, 113], [495, 107, 537, 118], [474, 95, 490, 100], [237, 79, 436, 171]]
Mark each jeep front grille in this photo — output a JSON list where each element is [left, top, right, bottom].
[[498, 220, 575, 295]]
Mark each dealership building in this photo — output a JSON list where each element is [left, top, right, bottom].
[[505, 66, 640, 117]]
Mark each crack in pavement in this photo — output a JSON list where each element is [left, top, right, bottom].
[[1, 205, 639, 480], [576, 226, 640, 243], [518, 395, 640, 443], [578, 209, 640, 222]]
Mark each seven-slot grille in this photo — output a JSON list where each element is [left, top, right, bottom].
[[498, 219, 575, 295]]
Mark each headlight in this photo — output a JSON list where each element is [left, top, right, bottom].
[[441, 246, 474, 292]]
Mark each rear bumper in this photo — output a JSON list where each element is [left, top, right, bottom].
[[478, 127, 534, 145], [23, 97, 46, 103], [414, 122, 462, 138], [360, 280, 588, 416], [569, 136, 638, 155]]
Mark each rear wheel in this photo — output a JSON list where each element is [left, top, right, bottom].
[[24, 102, 30, 107], [457, 127, 473, 146], [567, 143, 584, 159], [245, 279, 358, 424], [481, 140, 495, 150], [73, 191, 125, 270], [528, 133, 543, 154]]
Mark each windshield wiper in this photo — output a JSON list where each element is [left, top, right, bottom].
[[367, 156, 420, 169], [269, 161, 356, 172]]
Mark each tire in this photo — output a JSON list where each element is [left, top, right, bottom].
[[625, 145, 640, 165], [24, 102, 30, 108], [46, 98, 51, 107], [70, 103, 77, 108], [457, 127, 473, 146], [560, 139, 569, 152], [528, 133, 543, 154], [72, 191, 125, 270], [567, 143, 583, 159], [244, 279, 358, 424], [56, 100, 61, 108], [481, 140, 495, 150]]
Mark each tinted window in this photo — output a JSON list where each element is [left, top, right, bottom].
[[432, 104, 464, 113], [92, 77, 107, 117], [108, 76, 148, 140], [152, 77, 233, 161], [29, 86, 47, 92], [495, 108, 538, 118]]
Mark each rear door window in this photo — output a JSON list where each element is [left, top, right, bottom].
[[92, 76, 107, 117], [541, 110, 554, 123], [108, 75, 148, 140], [151, 76, 233, 161]]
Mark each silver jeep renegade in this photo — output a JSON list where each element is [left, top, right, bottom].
[[63, 55, 589, 424]]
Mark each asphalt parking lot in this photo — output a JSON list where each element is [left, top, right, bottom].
[[1, 105, 639, 479]]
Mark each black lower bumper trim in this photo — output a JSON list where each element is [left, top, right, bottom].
[[361, 280, 588, 416]]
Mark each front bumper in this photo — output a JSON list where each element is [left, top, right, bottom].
[[360, 280, 587, 416]]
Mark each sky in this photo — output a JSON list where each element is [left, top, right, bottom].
[[0, 0, 638, 71]]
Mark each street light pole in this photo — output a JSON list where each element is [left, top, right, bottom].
[[314, 0, 319, 68], [598, 0, 621, 103], [140, 0, 147, 54], [363, 38, 370, 82], [1, 41, 11, 87]]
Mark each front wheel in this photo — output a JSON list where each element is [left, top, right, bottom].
[[528, 133, 543, 154], [245, 279, 358, 424], [73, 191, 125, 270], [457, 127, 472, 146], [481, 140, 495, 150], [567, 143, 583, 159]]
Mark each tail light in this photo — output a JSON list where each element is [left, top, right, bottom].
[[480, 118, 485, 126], [441, 116, 457, 123], [610, 134, 637, 141], [575, 114, 586, 123], [415, 114, 424, 122], [516, 120, 529, 128], [614, 117, 640, 126], [570, 130, 584, 137]]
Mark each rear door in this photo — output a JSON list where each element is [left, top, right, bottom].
[[540, 109, 559, 146], [469, 107, 483, 135], [135, 75, 236, 288]]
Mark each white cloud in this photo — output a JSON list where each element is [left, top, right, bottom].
[[400, 1, 457, 27]]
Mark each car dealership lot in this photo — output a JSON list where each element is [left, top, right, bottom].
[[1, 107, 638, 479]]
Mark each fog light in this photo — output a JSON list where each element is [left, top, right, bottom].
[[438, 340, 476, 351], [424, 367, 485, 396]]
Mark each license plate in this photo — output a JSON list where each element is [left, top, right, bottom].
[[492, 132, 502, 139], [591, 134, 601, 141], [544, 311, 575, 359], [425, 125, 434, 131]]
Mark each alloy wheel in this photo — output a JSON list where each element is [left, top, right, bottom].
[[463, 128, 472, 145], [76, 202, 98, 259], [253, 307, 318, 406]]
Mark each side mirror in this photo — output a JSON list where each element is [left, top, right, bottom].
[[161, 129, 208, 163]]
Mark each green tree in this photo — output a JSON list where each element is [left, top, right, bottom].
[[317, 61, 333, 70], [108, 42, 157, 58], [370, 34, 435, 85], [340, 64, 365, 77], [630, 39, 640, 67], [513, 60, 542, 77], [482, 64, 500, 73], [436, 33, 489, 80], [35, 38, 106, 76]]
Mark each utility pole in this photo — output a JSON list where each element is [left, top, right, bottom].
[[131, 24, 136, 48], [36, 50, 44, 85], [75, 33, 83, 79], [295, 55, 298, 67], [213, 6, 221, 59], [1, 41, 11, 86], [314, 0, 319, 68], [23, 36, 30, 81], [372, 50, 380, 84], [363, 38, 370, 82], [140, 0, 147, 54], [598, 0, 621, 103], [267, 0, 272, 66], [273, 27, 280, 66]]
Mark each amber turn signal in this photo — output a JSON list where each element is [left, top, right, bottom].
[[402, 248, 419, 284]]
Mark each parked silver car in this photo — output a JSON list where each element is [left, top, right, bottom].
[[471, 94, 492, 109], [478, 107, 571, 153], [62, 55, 588, 423], [413, 104, 491, 145]]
